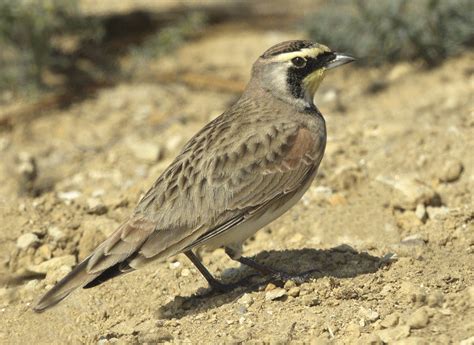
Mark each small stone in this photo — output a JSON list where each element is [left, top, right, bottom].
[[37, 244, 52, 260], [79, 226, 106, 261], [86, 198, 108, 215], [359, 307, 380, 322], [376, 175, 438, 210], [138, 330, 173, 344], [283, 280, 296, 289], [15, 152, 38, 186], [237, 293, 253, 307], [127, 138, 162, 162], [407, 308, 429, 329], [180, 268, 190, 277], [110, 320, 135, 335], [426, 206, 450, 220], [0, 287, 14, 306], [467, 286, 474, 306], [415, 204, 427, 222], [265, 288, 286, 301], [314, 186, 333, 196], [402, 234, 425, 243], [169, 261, 181, 269], [288, 287, 300, 297], [57, 190, 81, 201], [376, 325, 410, 343], [328, 193, 347, 206], [380, 313, 400, 328], [426, 291, 443, 307], [321, 89, 338, 103], [439, 159, 463, 182], [45, 265, 72, 285], [380, 284, 394, 296], [265, 283, 277, 291], [301, 295, 320, 307], [357, 333, 382, 345], [48, 226, 65, 241], [331, 164, 361, 191], [393, 337, 430, 345], [460, 336, 474, 345], [16, 233, 39, 250], [28, 255, 76, 274], [345, 323, 360, 338], [388, 62, 413, 81], [165, 135, 183, 154]]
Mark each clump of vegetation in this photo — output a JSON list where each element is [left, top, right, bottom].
[[127, 12, 207, 73], [0, 0, 102, 93], [304, 0, 473, 66]]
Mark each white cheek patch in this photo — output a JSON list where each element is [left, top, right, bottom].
[[265, 63, 290, 95]]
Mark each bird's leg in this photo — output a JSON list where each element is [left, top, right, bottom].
[[184, 250, 235, 292], [224, 247, 291, 281]]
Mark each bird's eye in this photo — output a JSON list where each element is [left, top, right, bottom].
[[291, 57, 306, 68]]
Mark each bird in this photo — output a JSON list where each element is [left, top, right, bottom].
[[33, 40, 354, 312]]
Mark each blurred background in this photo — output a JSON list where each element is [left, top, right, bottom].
[[0, 1, 473, 343]]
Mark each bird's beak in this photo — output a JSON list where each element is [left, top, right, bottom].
[[325, 53, 355, 69]]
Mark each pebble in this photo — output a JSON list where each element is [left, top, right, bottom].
[[415, 204, 427, 222], [16, 233, 39, 250], [126, 138, 162, 162], [375, 325, 410, 343], [314, 185, 333, 197], [180, 268, 190, 277], [287, 287, 300, 297], [376, 175, 438, 210], [138, 330, 173, 343], [48, 226, 65, 241], [407, 308, 429, 329], [467, 286, 474, 306], [37, 244, 52, 260], [237, 293, 254, 307], [265, 283, 277, 291], [328, 193, 347, 206], [283, 280, 296, 289], [301, 295, 320, 307], [331, 164, 361, 190], [426, 291, 444, 307], [387, 62, 414, 81], [57, 190, 81, 202], [394, 337, 429, 345], [439, 159, 463, 182], [15, 151, 37, 184], [265, 288, 286, 301], [86, 198, 108, 215], [426, 206, 450, 220], [460, 336, 474, 345], [28, 255, 76, 274], [359, 307, 380, 322], [357, 333, 382, 345], [380, 313, 400, 328], [45, 265, 72, 285], [345, 323, 360, 338]]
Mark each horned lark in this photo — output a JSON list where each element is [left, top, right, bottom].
[[34, 40, 354, 312]]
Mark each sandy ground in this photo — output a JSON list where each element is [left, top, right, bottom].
[[0, 28, 473, 344]]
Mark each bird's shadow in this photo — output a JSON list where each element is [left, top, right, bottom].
[[156, 245, 392, 320]]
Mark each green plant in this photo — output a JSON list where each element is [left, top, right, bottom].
[[127, 12, 207, 73], [0, 0, 102, 92], [304, 0, 473, 66]]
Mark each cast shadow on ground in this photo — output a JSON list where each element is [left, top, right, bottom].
[[157, 245, 390, 320]]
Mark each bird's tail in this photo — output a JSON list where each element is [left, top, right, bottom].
[[33, 256, 99, 313]]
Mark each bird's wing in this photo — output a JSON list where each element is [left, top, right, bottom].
[[86, 111, 324, 273], [33, 109, 325, 311]]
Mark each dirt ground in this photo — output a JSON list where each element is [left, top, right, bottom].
[[0, 24, 473, 344]]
